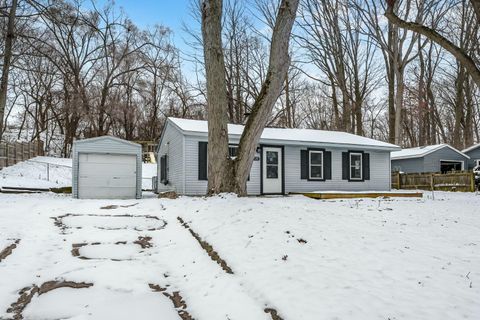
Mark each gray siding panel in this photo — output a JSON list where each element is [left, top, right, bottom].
[[183, 135, 261, 195], [72, 137, 142, 199], [157, 122, 185, 194], [392, 146, 470, 173], [284, 146, 390, 192], [391, 158, 424, 173], [465, 147, 480, 169], [182, 139, 390, 194], [156, 120, 393, 195], [423, 148, 469, 172]]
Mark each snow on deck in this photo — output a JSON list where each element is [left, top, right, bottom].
[[0, 192, 479, 319]]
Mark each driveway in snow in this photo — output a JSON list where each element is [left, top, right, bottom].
[[0, 192, 479, 319]]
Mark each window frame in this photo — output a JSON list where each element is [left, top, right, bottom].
[[228, 145, 239, 160], [308, 149, 324, 181], [349, 152, 363, 181]]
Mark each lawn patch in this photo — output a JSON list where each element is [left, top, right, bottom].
[[149, 283, 193, 320], [0, 239, 20, 262]]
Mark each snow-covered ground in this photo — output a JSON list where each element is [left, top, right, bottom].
[[0, 192, 479, 319], [0, 156, 72, 189], [0, 157, 157, 190]]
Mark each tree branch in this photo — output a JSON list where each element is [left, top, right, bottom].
[[385, 1, 480, 87]]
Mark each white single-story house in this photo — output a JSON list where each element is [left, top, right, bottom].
[[156, 117, 400, 195], [72, 136, 142, 199], [462, 143, 480, 169], [391, 144, 470, 174]]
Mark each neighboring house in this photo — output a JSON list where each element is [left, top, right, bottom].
[[72, 136, 143, 199], [462, 144, 480, 169], [156, 117, 400, 195], [391, 144, 470, 174]]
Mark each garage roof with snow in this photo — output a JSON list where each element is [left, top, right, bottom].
[[391, 144, 470, 160]]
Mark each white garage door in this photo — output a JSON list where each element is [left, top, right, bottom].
[[78, 153, 137, 199]]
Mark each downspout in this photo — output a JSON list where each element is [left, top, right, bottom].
[[182, 135, 186, 195]]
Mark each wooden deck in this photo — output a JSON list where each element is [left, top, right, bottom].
[[297, 191, 423, 200]]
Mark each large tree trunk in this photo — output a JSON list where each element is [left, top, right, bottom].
[[233, 0, 299, 195], [387, 22, 396, 144], [453, 65, 466, 149], [0, 0, 18, 141], [202, 0, 299, 196], [394, 67, 405, 145], [201, 0, 235, 194]]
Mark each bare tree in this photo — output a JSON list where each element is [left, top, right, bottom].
[[385, 0, 480, 88], [0, 0, 17, 140], [202, 0, 299, 195]]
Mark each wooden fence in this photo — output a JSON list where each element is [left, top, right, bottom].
[[392, 171, 476, 192], [0, 140, 44, 169]]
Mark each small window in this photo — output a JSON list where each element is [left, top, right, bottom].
[[475, 159, 480, 167], [229, 145, 238, 159], [309, 150, 323, 180], [350, 153, 362, 180]]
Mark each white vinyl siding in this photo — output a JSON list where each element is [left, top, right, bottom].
[[182, 135, 260, 195], [157, 119, 393, 195], [157, 122, 185, 194], [284, 146, 390, 192]]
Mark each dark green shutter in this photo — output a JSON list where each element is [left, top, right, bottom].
[[300, 150, 308, 179], [342, 152, 349, 180], [160, 155, 168, 184], [198, 141, 208, 180], [324, 151, 332, 180], [363, 153, 370, 180]]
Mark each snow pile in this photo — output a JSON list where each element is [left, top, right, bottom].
[[0, 156, 72, 189]]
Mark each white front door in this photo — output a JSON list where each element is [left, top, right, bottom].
[[78, 153, 137, 199], [262, 146, 283, 194]]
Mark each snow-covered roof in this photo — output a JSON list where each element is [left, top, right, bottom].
[[463, 143, 480, 154], [73, 135, 141, 148], [167, 117, 400, 151], [391, 144, 470, 160]]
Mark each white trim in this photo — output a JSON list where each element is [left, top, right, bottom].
[[349, 152, 363, 180], [439, 159, 464, 171], [308, 150, 324, 180], [475, 159, 480, 167], [74, 135, 141, 149], [463, 143, 480, 153]]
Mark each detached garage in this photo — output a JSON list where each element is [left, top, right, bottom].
[[72, 136, 142, 199]]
